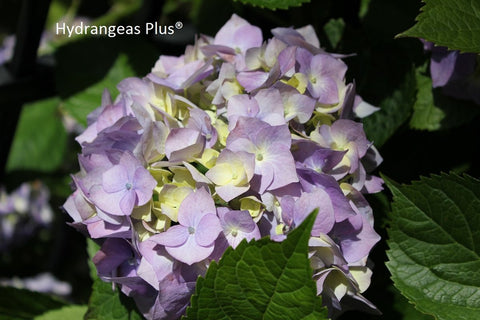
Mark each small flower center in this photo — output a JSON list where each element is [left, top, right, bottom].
[[188, 226, 195, 234], [256, 153, 264, 161], [231, 229, 238, 237], [125, 182, 133, 190]]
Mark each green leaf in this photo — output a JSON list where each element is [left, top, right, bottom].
[[359, 0, 372, 20], [385, 173, 480, 320], [85, 278, 144, 320], [398, 0, 480, 53], [61, 54, 135, 127], [185, 211, 328, 320], [35, 305, 88, 320], [409, 64, 480, 131], [6, 97, 67, 172], [0, 287, 66, 320], [409, 66, 445, 130], [323, 18, 345, 49], [363, 67, 416, 147], [390, 286, 434, 320], [233, 0, 310, 10]]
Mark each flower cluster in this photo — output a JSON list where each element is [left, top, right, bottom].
[[64, 15, 382, 319], [0, 181, 53, 252]]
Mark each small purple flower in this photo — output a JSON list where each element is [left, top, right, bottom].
[[151, 188, 222, 265], [86, 219, 132, 239], [186, 108, 218, 148], [328, 212, 380, 264], [271, 27, 323, 55], [281, 188, 336, 236], [276, 82, 316, 123], [226, 117, 298, 193], [89, 151, 157, 216], [93, 238, 135, 277], [76, 90, 131, 145], [297, 50, 348, 105], [213, 14, 263, 55], [218, 208, 261, 248], [205, 14, 263, 70], [148, 59, 213, 91], [226, 88, 285, 129], [136, 240, 175, 290], [164, 128, 205, 162], [311, 119, 370, 178], [205, 149, 255, 202]]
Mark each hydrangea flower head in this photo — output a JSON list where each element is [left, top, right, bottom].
[[64, 14, 383, 319]]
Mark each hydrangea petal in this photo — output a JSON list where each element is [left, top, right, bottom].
[[195, 214, 222, 246], [150, 225, 189, 247], [165, 235, 214, 265]]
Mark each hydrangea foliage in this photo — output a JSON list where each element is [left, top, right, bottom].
[[64, 14, 383, 319]]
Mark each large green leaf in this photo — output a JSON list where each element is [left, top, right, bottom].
[[0, 287, 66, 320], [233, 0, 310, 10], [6, 97, 67, 172], [185, 211, 328, 320], [363, 67, 416, 147], [385, 173, 480, 320], [390, 286, 434, 320], [34, 305, 88, 320], [398, 0, 480, 53]]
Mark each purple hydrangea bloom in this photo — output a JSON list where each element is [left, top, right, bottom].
[[63, 14, 384, 319], [164, 128, 205, 162], [297, 50, 348, 105], [311, 119, 370, 178], [205, 149, 255, 202], [218, 208, 261, 248], [281, 188, 336, 235], [89, 151, 157, 216], [226, 117, 298, 193], [150, 188, 221, 265], [226, 88, 286, 129]]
